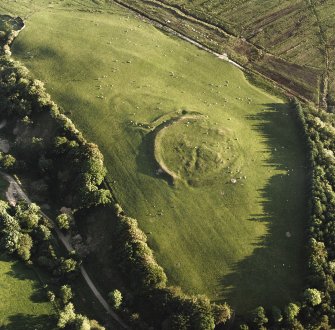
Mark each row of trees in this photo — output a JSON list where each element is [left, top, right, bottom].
[[0, 54, 111, 329], [0, 56, 111, 209], [297, 100, 335, 328]]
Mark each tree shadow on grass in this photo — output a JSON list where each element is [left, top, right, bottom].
[[135, 125, 174, 185], [1, 253, 48, 303], [136, 129, 158, 177], [0, 314, 57, 330], [218, 103, 309, 314]]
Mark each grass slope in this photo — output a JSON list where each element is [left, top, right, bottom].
[[0, 253, 55, 329], [7, 0, 308, 312]]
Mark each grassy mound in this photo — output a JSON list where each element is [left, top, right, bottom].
[[7, 0, 308, 312], [157, 115, 241, 186]]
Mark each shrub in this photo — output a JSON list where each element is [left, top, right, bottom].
[[285, 303, 300, 323], [16, 233, 33, 261], [303, 288, 322, 306], [57, 303, 76, 328], [60, 284, 73, 305], [108, 289, 123, 310], [56, 213, 71, 231], [47, 290, 55, 302], [0, 154, 16, 170], [250, 306, 268, 328]]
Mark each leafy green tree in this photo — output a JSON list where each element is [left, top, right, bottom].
[[86, 189, 112, 207], [303, 288, 322, 306], [60, 285, 73, 305], [16, 202, 40, 229], [0, 154, 16, 170], [168, 313, 190, 330], [55, 257, 78, 277], [56, 213, 71, 231], [285, 303, 300, 323], [37, 255, 55, 270], [251, 306, 268, 328], [17, 233, 33, 261], [57, 303, 76, 328], [113, 203, 124, 216], [73, 314, 91, 330], [190, 295, 215, 330], [212, 302, 231, 325], [47, 290, 55, 302], [36, 224, 51, 241], [89, 319, 105, 330], [38, 155, 53, 173], [108, 289, 122, 310]]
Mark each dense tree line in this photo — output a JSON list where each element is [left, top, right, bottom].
[[0, 57, 111, 209], [297, 101, 335, 328], [0, 56, 111, 328]]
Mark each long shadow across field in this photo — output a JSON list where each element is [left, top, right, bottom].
[[135, 123, 175, 185], [1, 253, 48, 303], [218, 103, 309, 313]]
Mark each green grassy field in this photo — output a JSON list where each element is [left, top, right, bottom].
[[5, 0, 308, 312], [0, 253, 56, 329]]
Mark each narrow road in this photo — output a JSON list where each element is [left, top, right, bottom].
[[0, 171, 129, 330]]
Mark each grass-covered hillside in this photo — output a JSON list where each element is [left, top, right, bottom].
[[1, 0, 308, 312]]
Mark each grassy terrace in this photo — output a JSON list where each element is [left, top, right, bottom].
[[4, 0, 308, 312]]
